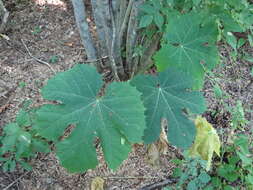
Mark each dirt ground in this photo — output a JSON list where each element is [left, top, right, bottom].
[[0, 0, 253, 189]]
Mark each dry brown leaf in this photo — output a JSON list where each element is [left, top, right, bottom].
[[146, 119, 169, 167], [157, 119, 169, 154], [146, 143, 160, 167]]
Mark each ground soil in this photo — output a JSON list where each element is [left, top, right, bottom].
[[0, 0, 253, 190]]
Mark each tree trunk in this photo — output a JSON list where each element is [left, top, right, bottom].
[[71, 0, 161, 81], [0, 0, 9, 33]]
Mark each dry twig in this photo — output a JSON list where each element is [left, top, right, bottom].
[[3, 172, 29, 190], [139, 178, 178, 190], [102, 176, 160, 179], [21, 39, 56, 74], [83, 56, 109, 63]]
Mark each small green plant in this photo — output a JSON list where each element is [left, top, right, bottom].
[[49, 55, 59, 64], [229, 101, 248, 130], [18, 81, 26, 89], [210, 134, 253, 190], [170, 156, 211, 190], [138, 0, 165, 30], [166, 134, 253, 190], [0, 108, 50, 172], [31, 26, 42, 35]]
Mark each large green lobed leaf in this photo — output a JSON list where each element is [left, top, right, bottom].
[[154, 12, 219, 88], [34, 64, 146, 172], [131, 68, 206, 149]]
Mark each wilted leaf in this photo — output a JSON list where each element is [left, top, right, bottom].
[[91, 177, 104, 190], [146, 144, 160, 167], [189, 116, 220, 170], [146, 120, 169, 167], [156, 119, 169, 154]]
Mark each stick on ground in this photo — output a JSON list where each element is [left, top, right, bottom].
[[21, 39, 56, 74]]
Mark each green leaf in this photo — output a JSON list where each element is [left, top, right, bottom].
[[237, 38, 246, 48], [225, 32, 237, 50], [198, 171, 211, 184], [2, 161, 11, 172], [228, 155, 240, 165], [166, 0, 174, 6], [213, 84, 223, 98], [217, 164, 239, 182], [203, 186, 214, 190], [248, 35, 253, 47], [19, 160, 33, 171], [234, 135, 250, 155], [154, 13, 164, 29], [187, 180, 198, 190], [131, 68, 206, 149], [1, 123, 21, 153], [154, 12, 219, 88], [246, 174, 253, 185], [172, 167, 183, 177], [49, 55, 59, 64], [211, 177, 222, 187], [219, 13, 244, 33], [31, 139, 50, 153], [16, 132, 32, 158], [139, 15, 153, 28], [8, 160, 16, 172], [151, 0, 162, 10], [237, 151, 252, 166], [2, 160, 16, 172], [192, 0, 201, 6], [18, 81, 26, 89], [243, 54, 253, 63], [35, 64, 146, 173], [0, 157, 8, 162], [223, 185, 234, 190], [139, 4, 156, 14], [16, 109, 31, 127]]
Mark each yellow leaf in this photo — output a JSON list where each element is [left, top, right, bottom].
[[0, 34, 10, 41], [189, 116, 221, 171], [91, 177, 104, 190]]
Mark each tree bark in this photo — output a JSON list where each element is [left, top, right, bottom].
[[71, 0, 159, 81], [0, 0, 9, 33]]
